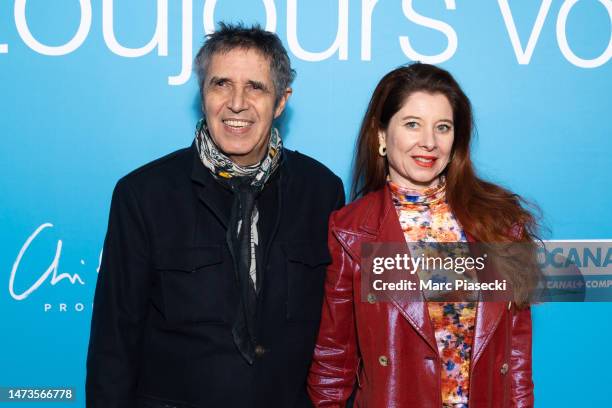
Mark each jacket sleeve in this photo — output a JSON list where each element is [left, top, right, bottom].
[[86, 178, 152, 408], [510, 305, 534, 408], [307, 214, 359, 407]]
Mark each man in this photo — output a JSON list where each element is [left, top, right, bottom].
[[86, 23, 344, 408]]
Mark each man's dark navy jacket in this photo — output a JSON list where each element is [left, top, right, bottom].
[[86, 143, 345, 408]]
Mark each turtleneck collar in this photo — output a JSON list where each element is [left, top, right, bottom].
[[388, 177, 446, 207]]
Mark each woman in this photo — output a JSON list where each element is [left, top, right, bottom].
[[307, 63, 538, 408]]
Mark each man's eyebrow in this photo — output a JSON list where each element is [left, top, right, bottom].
[[208, 76, 229, 85], [207, 77, 269, 91], [247, 80, 270, 91]]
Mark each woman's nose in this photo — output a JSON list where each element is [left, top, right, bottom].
[[418, 127, 436, 150]]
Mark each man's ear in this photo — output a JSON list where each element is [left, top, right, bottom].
[[274, 88, 292, 119]]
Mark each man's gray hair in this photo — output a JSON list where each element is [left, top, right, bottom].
[[194, 22, 296, 105]]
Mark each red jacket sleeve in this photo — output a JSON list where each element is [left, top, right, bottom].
[[307, 215, 359, 407], [510, 305, 534, 408]]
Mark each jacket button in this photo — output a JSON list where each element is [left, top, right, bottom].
[[255, 345, 265, 357], [367, 293, 377, 304], [378, 355, 388, 367], [500, 362, 509, 375]]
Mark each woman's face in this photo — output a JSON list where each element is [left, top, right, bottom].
[[379, 91, 454, 190]]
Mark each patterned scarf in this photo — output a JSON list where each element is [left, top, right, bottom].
[[195, 118, 282, 188], [194, 118, 282, 364]]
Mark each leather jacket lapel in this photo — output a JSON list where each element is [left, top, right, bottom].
[[472, 300, 505, 367], [334, 186, 438, 355], [467, 233, 507, 367]]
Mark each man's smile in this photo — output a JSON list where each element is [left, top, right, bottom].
[[222, 119, 254, 129]]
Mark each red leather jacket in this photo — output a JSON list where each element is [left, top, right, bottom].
[[307, 186, 534, 408]]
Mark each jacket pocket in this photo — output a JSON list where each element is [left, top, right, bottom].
[[154, 245, 228, 324], [284, 242, 331, 322]]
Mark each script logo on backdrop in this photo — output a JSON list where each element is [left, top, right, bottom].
[[0, 0, 610, 85], [9, 223, 101, 314], [9, 223, 612, 312]]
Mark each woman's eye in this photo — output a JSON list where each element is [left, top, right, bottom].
[[405, 121, 419, 129], [437, 124, 452, 132]]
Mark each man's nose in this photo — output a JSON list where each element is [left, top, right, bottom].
[[228, 87, 247, 113]]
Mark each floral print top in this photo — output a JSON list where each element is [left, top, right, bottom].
[[389, 180, 476, 408]]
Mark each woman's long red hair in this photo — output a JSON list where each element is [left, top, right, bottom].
[[351, 63, 540, 306]]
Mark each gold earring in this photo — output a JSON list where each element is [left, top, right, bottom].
[[378, 144, 387, 157]]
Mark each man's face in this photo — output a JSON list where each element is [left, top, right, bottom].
[[203, 48, 291, 166]]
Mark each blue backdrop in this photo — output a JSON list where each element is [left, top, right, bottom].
[[1, 1, 611, 406]]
